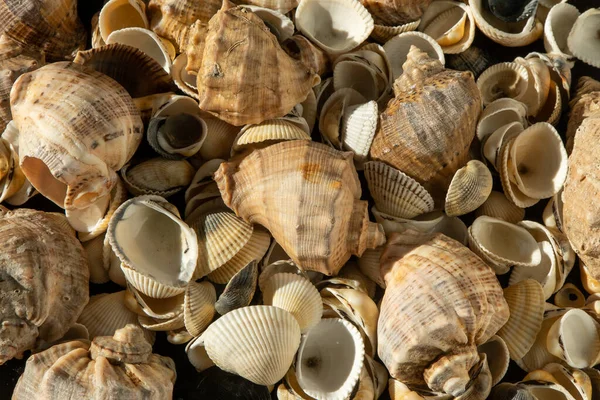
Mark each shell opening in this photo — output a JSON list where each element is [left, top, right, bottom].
[[21, 156, 67, 207]]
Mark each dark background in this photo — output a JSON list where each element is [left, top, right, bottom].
[[1, 0, 600, 399]]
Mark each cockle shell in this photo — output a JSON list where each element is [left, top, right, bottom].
[[197, 118, 239, 162], [10, 62, 143, 210], [214, 140, 386, 275], [370, 46, 481, 204], [105, 27, 172, 73], [215, 260, 258, 315], [243, 5, 294, 43], [546, 309, 600, 369], [543, 3, 579, 59], [475, 190, 525, 223], [483, 121, 524, 171], [98, 0, 148, 44], [282, 34, 331, 76], [478, 335, 510, 386], [530, 363, 594, 400], [370, 20, 420, 44], [0, 208, 89, 365], [183, 281, 216, 337], [476, 62, 533, 109], [418, 1, 475, 54], [12, 325, 176, 400], [171, 53, 199, 99], [567, 8, 600, 69], [581, 262, 600, 295], [197, 2, 320, 126], [232, 117, 311, 155], [445, 160, 493, 217], [121, 158, 195, 197], [378, 231, 509, 396], [319, 88, 366, 148], [359, 0, 432, 26], [476, 98, 528, 142], [147, 113, 207, 159], [184, 159, 225, 216]]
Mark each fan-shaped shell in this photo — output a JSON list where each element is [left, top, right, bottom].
[[215, 260, 258, 315], [475, 190, 525, 223], [357, 246, 386, 288], [98, 0, 148, 43], [478, 335, 510, 386], [232, 118, 311, 154], [567, 8, 600, 69], [121, 158, 195, 197], [197, 118, 239, 161], [105, 27, 172, 74], [371, 20, 420, 43], [445, 160, 493, 217], [183, 281, 216, 337]]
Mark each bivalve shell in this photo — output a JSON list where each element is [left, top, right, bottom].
[[147, 113, 207, 159], [543, 3, 579, 59], [554, 283, 585, 308], [475, 190, 526, 223], [567, 8, 600, 69], [215, 260, 258, 315], [445, 160, 493, 217], [121, 158, 195, 197], [98, 0, 148, 43], [418, 1, 475, 54], [382, 31, 445, 81], [546, 309, 600, 369], [183, 281, 216, 337], [476, 97, 528, 142], [106, 27, 172, 73], [370, 20, 420, 44]]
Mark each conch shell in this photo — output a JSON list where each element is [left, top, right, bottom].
[[369, 46, 481, 204], [359, 0, 433, 26], [214, 140, 386, 275], [197, 2, 320, 126], [0, 208, 89, 365], [10, 62, 143, 209], [378, 230, 509, 397]]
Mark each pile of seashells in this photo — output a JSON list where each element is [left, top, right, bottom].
[[0, 0, 599, 398]]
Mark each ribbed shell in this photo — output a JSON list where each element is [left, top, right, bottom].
[[121, 158, 195, 197], [183, 281, 216, 336], [377, 231, 509, 393], [475, 191, 525, 223], [0, 209, 89, 365], [567, 8, 600, 69], [214, 140, 386, 275], [359, 0, 432, 26], [10, 62, 143, 209], [215, 260, 258, 315], [445, 160, 493, 217], [233, 119, 311, 153]]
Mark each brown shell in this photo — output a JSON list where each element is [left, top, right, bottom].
[[359, 0, 433, 26], [0, 208, 89, 365], [566, 76, 600, 154], [12, 325, 176, 399], [377, 231, 509, 396], [369, 46, 481, 204], [0, 0, 86, 61], [214, 140, 386, 275], [197, 2, 320, 126], [281, 34, 331, 76], [10, 62, 143, 209]]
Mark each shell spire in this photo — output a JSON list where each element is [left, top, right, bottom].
[[393, 46, 444, 95]]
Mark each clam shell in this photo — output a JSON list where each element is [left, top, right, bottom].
[[359, 0, 432, 26], [516, 311, 563, 372], [554, 283, 585, 308], [282, 34, 331, 76], [383, 31, 445, 81], [581, 262, 600, 295], [232, 118, 311, 154], [371, 20, 420, 44], [476, 62, 533, 107], [445, 160, 493, 217], [475, 190, 526, 223], [341, 101, 378, 163], [197, 118, 239, 161], [138, 313, 185, 331], [543, 3, 579, 58], [533, 80, 562, 126], [498, 136, 539, 208], [215, 260, 258, 315], [510, 241, 558, 300], [295, 0, 374, 54], [476, 97, 528, 142], [121, 158, 195, 197], [333, 60, 383, 102], [147, 113, 207, 159], [518, 381, 577, 400], [546, 309, 600, 369], [478, 335, 510, 386], [539, 363, 593, 400], [372, 208, 444, 236], [186, 336, 216, 372], [107, 195, 198, 298], [418, 1, 475, 54], [300, 89, 318, 133], [127, 284, 184, 319], [202, 305, 302, 385], [296, 318, 365, 400], [184, 158, 225, 203], [583, 368, 600, 400], [482, 121, 524, 170], [83, 234, 110, 284], [514, 56, 551, 117], [171, 53, 199, 99], [262, 272, 323, 332], [336, 261, 377, 298], [106, 27, 172, 73], [567, 8, 600, 69], [259, 260, 307, 291], [497, 279, 545, 360], [183, 281, 216, 337], [167, 328, 193, 345], [319, 88, 366, 148], [357, 246, 386, 288], [98, 0, 148, 43]]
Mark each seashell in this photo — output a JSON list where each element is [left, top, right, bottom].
[[138, 313, 185, 331], [147, 113, 207, 160], [197, 118, 239, 162], [232, 118, 311, 154], [107, 195, 198, 298], [490, 382, 537, 400], [0, 208, 89, 365], [498, 136, 538, 208], [295, 318, 365, 399], [475, 190, 526, 223], [242, 5, 294, 43], [418, 1, 476, 54], [319, 88, 366, 148], [519, 380, 579, 400], [12, 325, 175, 399], [497, 279, 545, 360], [83, 234, 110, 284], [371, 208, 443, 235], [167, 328, 193, 345], [127, 283, 184, 320], [295, 0, 373, 54], [184, 160, 225, 216], [371, 20, 420, 44], [581, 262, 600, 295], [183, 281, 216, 337], [121, 158, 195, 197], [435, 214, 469, 246], [333, 59, 383, 103], [263, 272, 323, 332], [510, 241, 558, 300], [171, 53, 198, 99], [514, 56, 551, 118], [566, 77, 600, 154], [357, 246, 386, 288], [476, 97, 528, 142], [340, 101, 379, 163], [537, 363, 594, 400], [299, 89, 317, 133], [378, 231, 509, 396], [197, 3, 320, 126], [554, 283, 585, 308], [215, 140, 385, 275], [359, 0, 432, 26], [583, 368, 600, 400], [186, 337, 216, 372], [282, 34, 330, 77], [533, 79, 562, 126], [482, 121, 524, 171], [382, 32, 445, 81], [567, 9, 600, 69], [105, 27, 172, 73], [98, 0, 148, 43], [546, 308, 600, 369], [202, 305, 301, 385], [259, 260, 307, 291], [0, 0, 86, 61], [11, 62, 143, 210], [446, 45, 498, 79], [215, 260, 258, 315], [468, 0, 543, 47], [486, 0, 539, 23], [0, 137, 24, 203], [476, 62, 534, 109], [516, 310, 563, 372], [91, 12, 105, 48], [478, 335, 510, 386], [445, 160, 493, 217], [543, 3, 579, 59]]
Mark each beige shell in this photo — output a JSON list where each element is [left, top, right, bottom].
[[554, 283, 585, 308], [359, 0, 432, 26], [319, 88, 366, 148], [214, 140, 385, 275], [475, 190, 525, 223], [378, 231, 509, 396], [482, 121, 524, 171], [202, 305, 301, 385], [11, 62, 143, 210], [0, 208, 89, 365], [476, 97, 528, 142], [418, 1, 475, 54], [98, 0, 148, 43], [12, 325, 176, 399], [121, 158, 195, 197], [544, 3, 579, 60], [581, 262, 600, 295], [232, 118, 311, 154], [197, 3, 320, 126], [197, 117, 240, 161], [382, 32, 445, 81], [183, 281, 216, 337], [445, 160, 493, 217], [371, 20, 420, 44], [281, 34, 331, 76], [476, 62, 534, 109], [369, 47, 481, 204], [566, 77, 600, 154], [567, 8, 600, 69], [478, 335, 510, 386], [357, 246, 386, 288], [515, 311, 563, 372], [215, 260, 258, 315], [547, 308, 600, 369]]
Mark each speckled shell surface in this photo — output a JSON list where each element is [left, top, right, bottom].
[[0, 208, 89, 365]]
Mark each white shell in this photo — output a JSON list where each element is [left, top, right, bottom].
[[510, 241, 558, 300], [476, 62, 532, 107], [547, 309, 600, 369], [186, 336, 216, 372], [483, 121, 524, 170], [418, 1, 475, 54], [106, 27, 172, 73], [319, 88, 366, 148], [476, 97, 528, 142], [543, 3, 579, 58], [567, 8, 600, 68], [183, 281, 216, 337], [99, 0, 148, 43], [341, 101, 378, 163], [171, 53, 199, 99], [383, 31, 445, 81]]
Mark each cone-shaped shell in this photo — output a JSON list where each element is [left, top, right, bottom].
[[98, 0, 149, 43], [445, 160, 493, 217], [215, 260, 258, 315], [0, 208, 89, 365], [11, 62, 143, 210], [546, 309, 600, 369], [107, 195, 198, 298], [263, 272, 323, 332], [567, 9, 600, 69], [359, 0, 432, 26], [475, 190, 525, 223], [215, 140, 385, 275], [197, 3, 320, 126], [378, 231, 509, 394], [369, 47, 480, 204], [202, 305, 301, 385], [183, 281, 216, 337], [121, 158, 195, 197]]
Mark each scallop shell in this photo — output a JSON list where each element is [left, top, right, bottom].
[[121, 158, 195, 197], [214, 140, 385, 275], [183, 281, 216, 337], [11, 62, 143, 210], [382, 31, 445, 81], [547, 309, 600, 369], [446, 45, 498, 79], [319, 88, 366, 148], [295, 0, 373, 54], [282, 34, 330, 77], [478, 335, 510, 386], [202, 305, 301, 385], [359, 0, 432, 26], [147, 113, 207, 159], [418, 1, 475, 54], [296, 318, 365, 400], [341, 101, 379, 163], [445, 160, 493, 217], [475, 190, 526, 223], [106, 27, 172, 74], [567, 8, 600, 69], [544, 3, 579, 58], [476, 97, 528, 142], [98, 0, 148, 43], [107, 195, 198, 298], [232, 118, 311, 154], [554, 283, 585, 308], [371, 20, 420, 44], [215, 260, 258, 315]]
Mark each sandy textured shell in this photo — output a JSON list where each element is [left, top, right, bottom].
[[378, 231, 509, 395], [12, 325, 175, 399], [359, 0, 432, 26], [567, 8, 600, 69], [476, 98, 528, 142], [197, 3, 320, 126], [371, 20, 420, 44], [478, 335, 510, 386], [215, 260, 258, 315], [369, 47, 480, 204], [183, 281, 216, 337], [475, 190, 525, 223], [202, 305, 301, 385], [382, 32, 445, 81], [263, 272, 323, 332], [566, 77, 600, 154], [554, 283, 585, 308], [0, 0, 86, 61], [543, 3, 579, 58], [106, 27, 172, 73], [0, 209, 89, 365], [214, 140, 385, 275], [11, 62, 143, 210], [232, 118, 311, 154], [121, 158, 195, 197], [98, 0, 148, 43], [418, 1, 475, 54], [282, 34, 330, 77], [445, 160, 493, 217]]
